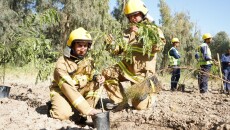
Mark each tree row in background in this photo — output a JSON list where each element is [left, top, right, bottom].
[[0, 0, 229, 82]]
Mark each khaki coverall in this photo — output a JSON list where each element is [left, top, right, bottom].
[[49, 56, 100, 120], [104, 23, 164, 110]]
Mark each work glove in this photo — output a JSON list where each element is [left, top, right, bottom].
[[130, 25, 139, 34]]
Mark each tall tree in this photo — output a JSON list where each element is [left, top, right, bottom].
[[158, 0, 199, 71], [173, 12, 195, 65], [0, 0, 60, 82], [157, 0, 173, 70], [0, 0, 21, 63], [57, 0, 121, 49], [211, 31, 230, 58], [0, 0, 127, 81], [111, 0, 128, 28]]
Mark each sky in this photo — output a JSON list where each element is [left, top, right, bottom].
[[109, 0, 230, 37]]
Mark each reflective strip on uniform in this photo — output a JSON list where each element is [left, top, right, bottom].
[[73, 75, 89, 84], [168, 47, 180, 66], [118, 62, 143, 83], [149, 80, 156, 93], [118, 62, 135, 76], [198, 43, 213, 65], [72, 77, 79, 85], [50, 89, 62, 99], [72, 96, 85, 108], [85, 91, 99, 98], [58, 78, 65, 89], [105, 79, 119, 85], [89, 70, 96, 81], [50, 91, 56, 98], [131, 46, 155, 56], [58, 76, 76, 89]]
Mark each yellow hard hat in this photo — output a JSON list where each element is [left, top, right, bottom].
[[124, 0, 148, 16], [158, 28, 165, 39], [67, 27, 92, 47], [202, 33, 212, 40], [171, 38, 180, 43]]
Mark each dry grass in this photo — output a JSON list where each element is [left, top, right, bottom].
[[0, 63, 52, 85]]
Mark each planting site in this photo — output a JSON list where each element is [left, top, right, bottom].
[[1, 0, 230, 130], [0, 74, 229, 130]]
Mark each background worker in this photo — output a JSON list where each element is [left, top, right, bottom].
[[195, 33, 213, 93], [103, 0, 165, 110], [48, 27, 104, 122], [221, 48, 230, 94], [168, 38, 181, 91]]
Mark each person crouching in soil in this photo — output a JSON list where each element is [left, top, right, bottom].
[[48, 27, 104, 123]]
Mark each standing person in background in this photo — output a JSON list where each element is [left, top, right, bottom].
[[168, 38, 181, 91], [48, 27, 104, 122], [221, 48, 230, 94], [195, 33, 213, 93]]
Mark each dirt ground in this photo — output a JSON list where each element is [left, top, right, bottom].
[[0, 74, 230, 130]]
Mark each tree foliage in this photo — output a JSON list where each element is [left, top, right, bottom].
[[0, 0, 123, 82], [158, 0, 200, 70], [111, 0, 128, 28], [0, 0, 229, 83], [0, 1, 60, 82], [210, 31, 230, 58]]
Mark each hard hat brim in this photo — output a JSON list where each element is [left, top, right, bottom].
[[126, 11, 144, 17], [72, 39, 92, 43]]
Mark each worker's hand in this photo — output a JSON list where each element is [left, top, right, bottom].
[[178, 54, 181, 58], [211, 59, 218, 65], [130, 25, 138, 33], [96, 75, 105, 84], [88, 108, 102, 116]]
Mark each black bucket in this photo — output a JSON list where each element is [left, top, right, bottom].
[[92, 111, 110, 130], [178, 84, 185, 92], [0, 86, 11, 98]]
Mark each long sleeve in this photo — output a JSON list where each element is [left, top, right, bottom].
[[53, 56, 94, 116], [221, 54, 230, 63], [221, 54, 230, 69], [200, 45, 212, 61], [169, 48, 180, 59], [54, 58, 77, 88]]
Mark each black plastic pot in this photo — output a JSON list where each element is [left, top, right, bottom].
[[178, 84, 185, 92], [0, 86, 11, 98], [92, 111, 110, 130]]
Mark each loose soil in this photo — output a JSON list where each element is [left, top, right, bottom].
[[0, 74, 230, 130]]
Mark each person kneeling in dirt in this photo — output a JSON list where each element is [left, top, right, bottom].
[[48, 27, 104, 122], [103, 0, 165, 110]]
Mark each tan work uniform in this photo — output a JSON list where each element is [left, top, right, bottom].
[[49, 56, 100, 120], [104, 22, 164, 110]]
